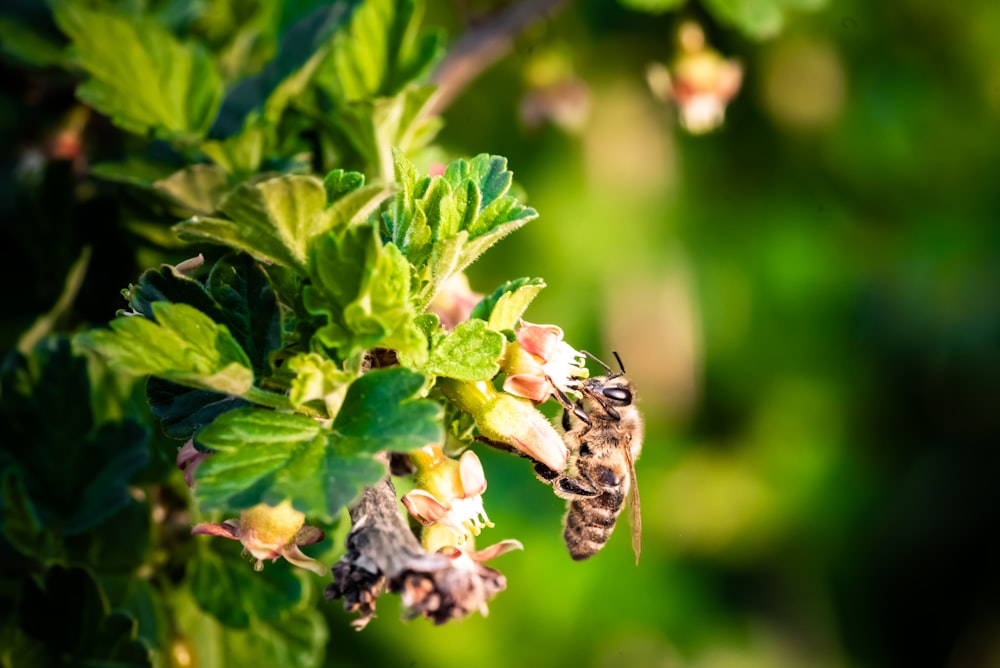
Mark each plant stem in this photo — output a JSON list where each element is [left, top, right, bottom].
[[244, 386, 328, 420]]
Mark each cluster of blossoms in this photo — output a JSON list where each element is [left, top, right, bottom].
[[181, 273, 590, 625]]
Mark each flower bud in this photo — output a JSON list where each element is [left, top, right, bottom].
[[438, 378, 568, 472], [192, 500, 326, 576]]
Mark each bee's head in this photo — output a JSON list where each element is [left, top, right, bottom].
[[582, 375, 635, 420]]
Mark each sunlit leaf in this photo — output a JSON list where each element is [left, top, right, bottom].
[[471, 277, 547, 331], [304, 224, 426, 362], [52, 1, 223, 138], [175, 175, 358, 271], [422, 319, 504, 380], [78, 302, 254, 396]]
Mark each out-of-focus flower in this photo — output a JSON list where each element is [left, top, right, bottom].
[[502, 321, 588, 404], [438, 378, 568, 472], [519, 45, 591, 134], [402, 445, 492, 552], [192, 500, 326, 576], [176, 439, 210, 488], [646, 21, 743, 134], [428, 273, 483, 331]]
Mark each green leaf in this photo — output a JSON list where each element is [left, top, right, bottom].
[[304, 225, 426, 362], [315, 0, 443, 102], [618, 0, 687, 13], [323, 169, 365, 201], [193, 409, 329, 513], [194, 369, 441, 519], [470, 277, 547, 330], [89, 157, 183, 189], [172, 587, 326, 668], [207, 2, 357, 138], [52, 1, 223, 139], [332, 367, 442, 452], [206, 253, 282, 377], [153, 164, 232, 215], [386, 151, 539, 310], [175, 175, 345, 271], [701, 0, 825, 39], [65, 499, 151, 577], [423, 319, 504, 381], [189, 538, 308, 628], [18, 566, 152, 667], [78, 302, 254, 395], [126, 259, 220, 320], [0, 16, 68, 67], [147, 378, 249, 440], [0, 339, 150, 537], [326, 84, 443, 181], [125, 254, 280, 378], [287, 353, 354, 417]]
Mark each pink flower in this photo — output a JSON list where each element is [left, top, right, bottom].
[[177, 439, 210, 488], [646, 21, 743, 134], [502, 321, 587, 404], [427, 272, 483, 331], [402, 446, 493, 552], [192, 500, 326, 576], [438, 378, 569, 472]]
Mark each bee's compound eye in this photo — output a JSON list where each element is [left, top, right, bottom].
[[603, 386, 632, 404], [596, 466, 620, 487]]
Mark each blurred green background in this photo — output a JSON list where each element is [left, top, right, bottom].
[[4, 0, 1000, 666]]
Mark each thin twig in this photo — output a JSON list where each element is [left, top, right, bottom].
[[428, 0, 571, 115]]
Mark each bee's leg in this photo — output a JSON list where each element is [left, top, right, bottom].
[[552, 475, 599, 499], [547, 376, 590, 426], [534, 461, 561, 482]]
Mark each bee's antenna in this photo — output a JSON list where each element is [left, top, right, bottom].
[[612, 351, 626, 374], [580, 350, 613, 374]]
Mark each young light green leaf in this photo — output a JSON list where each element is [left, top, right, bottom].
[[152, 164, 231, 216], [315, 0, 443, 102], [470, 277, 547, 331], [304, 225, 427, 362], [52, 1, 223, 139], [78, 302, 254, 395], [422, 319, 504, 381], [328, 85, 442, 181], [323, 169, 366, 202], [175, 175, 341, 271], [387, 151, 539, 310], [287, 353, 355, 417]]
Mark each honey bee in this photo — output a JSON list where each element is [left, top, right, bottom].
[[535, 352, 644, 564]]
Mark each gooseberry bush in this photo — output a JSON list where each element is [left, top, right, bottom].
[[0, 0, 811, 664]]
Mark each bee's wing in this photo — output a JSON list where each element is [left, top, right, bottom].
[[625, 443, 641, 565]]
